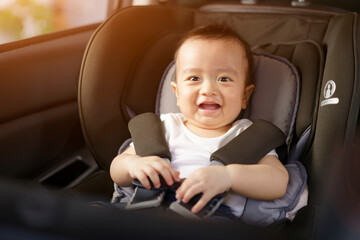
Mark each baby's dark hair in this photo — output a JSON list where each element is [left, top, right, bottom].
[[174, 23, 254, 86]]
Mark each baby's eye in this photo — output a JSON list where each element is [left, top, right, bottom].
[[189, 76, 200, 81], [219, 77, 231, 82]]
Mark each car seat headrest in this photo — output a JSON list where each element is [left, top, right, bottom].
[[156, 53, 300, 145]]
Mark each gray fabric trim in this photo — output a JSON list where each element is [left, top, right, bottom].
[[111, 139, 135, 204], [156, 53, 301, 147], [288, 126, 311, 164], [209, 160, 224, 166], [156, 60, 178, 115], [125, 105, 137, 119], [245, 53, 300, 146], [241, 160, 308, 226], [284, 161, 308, 212], [118, 138, 133, 155]]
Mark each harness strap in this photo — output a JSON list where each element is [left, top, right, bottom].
[[126, 113, 285, 219], [211, 119, 285, 165], [125, 187, 165, 210], [128, 112, 171, 160]]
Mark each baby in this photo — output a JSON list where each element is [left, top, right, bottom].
[[110, 24, 289, 219]]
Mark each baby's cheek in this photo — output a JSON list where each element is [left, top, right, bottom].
[[225, 96, 243, 113]]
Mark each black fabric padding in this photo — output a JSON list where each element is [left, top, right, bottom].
[[125, 32, 186, 117], [195, 12, 330, 47], [291, 41, 324, 141], [128, 113, 171, 160], [128, 114, 285, 166], [253, 41, 324, 141], [78, 6, 194, 170], [306, 13, 359, 205], [210, 120, 285, 165]]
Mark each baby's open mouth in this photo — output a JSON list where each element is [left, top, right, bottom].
[[198, 103, 221, 110]]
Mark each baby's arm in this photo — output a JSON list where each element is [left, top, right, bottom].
[[110, 146, 180, 189], [226, 155, 289, 199], [176, 155, 289, 213]]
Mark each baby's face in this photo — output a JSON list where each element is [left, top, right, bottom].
[[172, 38, 254, 136]]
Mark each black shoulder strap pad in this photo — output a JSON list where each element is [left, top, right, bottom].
[[129, 114, 285, 165], [210, 120, 285, 165], [128, 112, 171, 160]]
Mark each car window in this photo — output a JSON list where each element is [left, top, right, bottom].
[[0, 0, 111, 45]]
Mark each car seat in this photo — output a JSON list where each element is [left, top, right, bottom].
[[74, 3, 359, 239]]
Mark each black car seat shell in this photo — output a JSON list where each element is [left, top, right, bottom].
[[76, 3, 359, 236], [79, 5, 329, 169], [114, 49, 307, 225]]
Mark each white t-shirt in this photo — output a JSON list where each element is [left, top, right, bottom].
[[160, 113, 277, 217]]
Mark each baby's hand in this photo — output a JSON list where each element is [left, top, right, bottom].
[[128, 156, 181, 189], [175, 166, 232, 213]]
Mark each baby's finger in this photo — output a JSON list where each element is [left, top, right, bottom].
[[136, 170, 151, 189], [175, 178, 191, 199], [152, 164, 173, 186], [191, 194, 211, 213], [181, 184, 202, 204], [144, 167, 161, 188], [171, 170, 181, 182], [160, 161, 181, 182], [154, 161, 181, 185]]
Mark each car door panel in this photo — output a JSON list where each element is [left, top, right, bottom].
[[0, 25, 98, 181]]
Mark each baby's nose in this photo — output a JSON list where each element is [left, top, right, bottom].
[[200, 81, 218, 96]]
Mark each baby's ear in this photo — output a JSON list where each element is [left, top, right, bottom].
[[242, 84, 255, 109], [171, 81, 178, 96], [170, 81, 180, 107]]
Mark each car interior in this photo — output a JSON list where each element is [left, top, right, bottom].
[[0, 0, 359, 239]]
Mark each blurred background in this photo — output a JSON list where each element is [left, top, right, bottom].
[[0, 0, 108, 44], [1, 0, 359, 45]]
